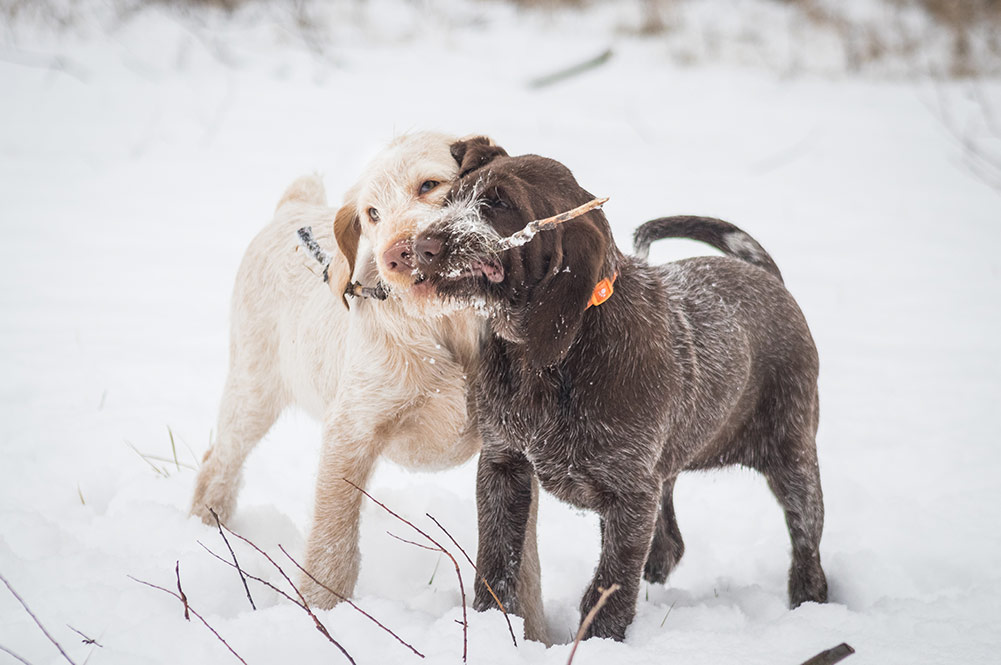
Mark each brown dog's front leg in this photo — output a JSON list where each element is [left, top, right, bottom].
[[473, 447, 535, 618], [580, 489, 660, 641]]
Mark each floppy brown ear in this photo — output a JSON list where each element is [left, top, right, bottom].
[[331, 202, 360, 308], [521, 219, 608, 369], [450, 136, 509, 177]]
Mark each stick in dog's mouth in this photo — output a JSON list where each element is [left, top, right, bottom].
[[298, 197, 607, 300]]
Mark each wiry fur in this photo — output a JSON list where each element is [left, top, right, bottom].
[[189, 133, 546, 642], [417, 139, 828, 641]]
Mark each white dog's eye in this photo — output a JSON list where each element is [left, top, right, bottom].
[[368, 207, 380, 223], [418, 180, 440, 195]]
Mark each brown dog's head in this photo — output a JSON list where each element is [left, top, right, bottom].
[[415, 137, 619, 367]]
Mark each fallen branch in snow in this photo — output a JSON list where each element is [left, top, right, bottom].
[[211, 521, 356, 665], [197, 541, 305, 608], [128, 565, 248, 665], [496, 196, 609, 251], [566, 583, 620, 665], [0, 571, 78, 665], [208, 508, 256, 611], [344, 478, 469, 663], [425, 513, 518, 648], [798, 643, 855, 665], [528, 48, 613, 89]]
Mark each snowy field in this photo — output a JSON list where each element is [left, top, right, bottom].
[[2, 1, 1000, 663]]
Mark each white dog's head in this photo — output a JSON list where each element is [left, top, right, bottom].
[[331, 131, 470, 307]]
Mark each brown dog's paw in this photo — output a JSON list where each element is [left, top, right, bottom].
[[789, 554, 828, 607]]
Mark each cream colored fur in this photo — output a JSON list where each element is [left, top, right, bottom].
[[189, 132, 546, 642]]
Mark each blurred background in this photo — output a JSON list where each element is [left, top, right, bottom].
[[2, 2, 1000, 664]]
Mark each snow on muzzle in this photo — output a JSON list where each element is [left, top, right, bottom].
[[414, 195, 505, 286]]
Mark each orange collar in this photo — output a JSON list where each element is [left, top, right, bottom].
[[585, 272, 618, 309]]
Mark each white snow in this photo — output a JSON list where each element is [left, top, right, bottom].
[[2, 2, 1000, 664]]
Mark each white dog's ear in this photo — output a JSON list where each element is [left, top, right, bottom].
[[331, 201, 361, 308]]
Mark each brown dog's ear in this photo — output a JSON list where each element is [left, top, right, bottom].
[[521, 219, 608, 369], [330, 202, 360, 308], [450, 136, 509, 178]]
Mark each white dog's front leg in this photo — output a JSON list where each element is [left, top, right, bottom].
[[300, 411, 383, 609]]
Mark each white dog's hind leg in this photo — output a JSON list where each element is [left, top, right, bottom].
[[191, 360, 285, 524]]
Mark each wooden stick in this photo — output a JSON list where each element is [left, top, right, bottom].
[[344, 281, 389, 301], [565, 583, 620, 665], [799, 643, 856, 665], [296, 226, 332, 282], [496, 196, 609, 251]]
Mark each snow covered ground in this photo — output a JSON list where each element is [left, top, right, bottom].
[[2, 1, 1000, 663]]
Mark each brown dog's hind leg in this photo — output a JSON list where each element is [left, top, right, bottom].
[[762, 448, 828, 608], [643, 477, 685, 585]]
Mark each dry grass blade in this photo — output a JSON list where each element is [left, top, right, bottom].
[[426, 513, 517, 648], [279, 545, 425, 659], [128, 572, 248, 665], [0, 571, 78, 665], [208, 508, 256, 610], [496, 196, 609, 251], [343, 478, 468, 663], [565, 583, 620, 665]]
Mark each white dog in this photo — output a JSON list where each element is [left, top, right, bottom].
[[190, 132, 545, 641]]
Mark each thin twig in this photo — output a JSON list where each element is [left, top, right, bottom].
[[344, 479, 468, 663], [215, 523, 355, 664], [279, 545, 425, 659], [208, 508, 256, 610], [0, 643, 34, 665], [566, 584, 620, 665], [175, 562, 190, 621], [496, 197, 609, 251], [128, 574, 248, 665], [799, 643, 855, 665], [66, 626, 102, 648], [386, 532, 439, 552], [0, 571, 77, 665], [196, 541, 305, 609], [426, 513, 517, 648]]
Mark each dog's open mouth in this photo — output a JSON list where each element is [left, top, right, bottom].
[[448, 259, 505, 284]]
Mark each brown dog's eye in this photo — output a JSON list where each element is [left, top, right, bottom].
[[486, 197, 510, 210], [368, 207, 380, 223], [419, 180, 440, 195]]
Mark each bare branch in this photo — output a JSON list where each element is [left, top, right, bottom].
[[566, 584, 620, 665], [343, 479, 468, 662], [196, 541, 305, 609], [426, 513, 517, 648], [128, 573, 248, 665], [279, 545, 425, 659], [0, 644, 34, 665], [214, 524, 356, 665], [496, 197, 609, 251], [174, 562, 190, 621], [208, 508, 256, 611], [0, 571, 77, 665], [65, 626, 101, 648]]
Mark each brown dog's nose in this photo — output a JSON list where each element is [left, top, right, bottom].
[[383, 239, 414, 273], [414, 236, 442, 266]]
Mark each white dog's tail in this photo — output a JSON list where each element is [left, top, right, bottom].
[[633, 215, 783, 283], [276, 174, 327, 210]]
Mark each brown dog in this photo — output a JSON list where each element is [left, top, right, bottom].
[[412, 138, 827, 641]]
